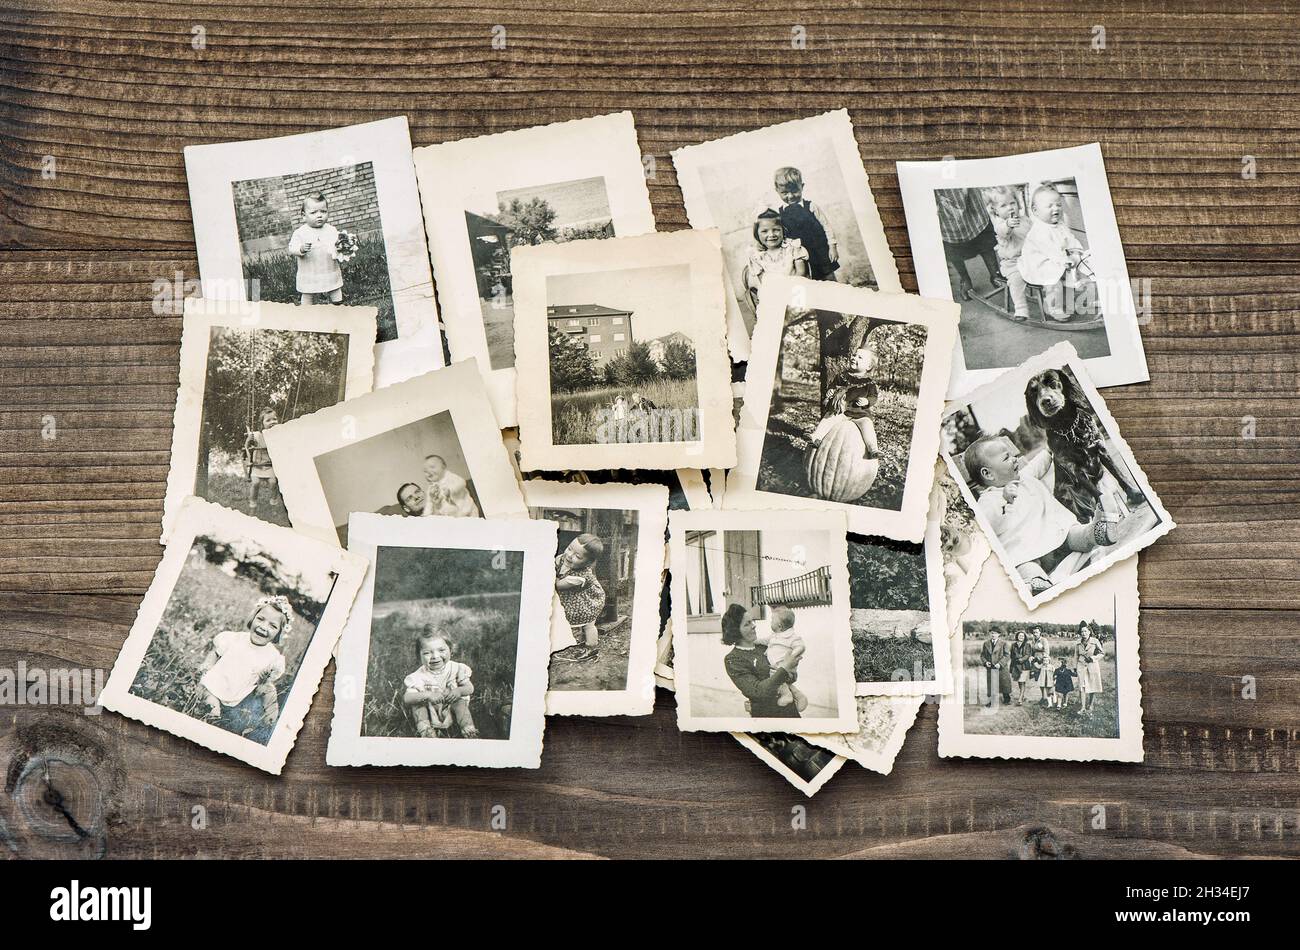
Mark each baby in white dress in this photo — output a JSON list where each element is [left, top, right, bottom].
[[287, 193, 343, 305], [1018, 184, 1095, 321]]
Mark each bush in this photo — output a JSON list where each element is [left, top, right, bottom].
[[242, 233, 396, 342]]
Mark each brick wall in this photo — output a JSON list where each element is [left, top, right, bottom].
[[233, 162, 383, 257]]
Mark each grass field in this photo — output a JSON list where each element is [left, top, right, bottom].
[[756, 377, 917, 511], [127, 556, 317, 739], [362, 592, 521, 739], [961, 637, 1119, 738], [201, 454, 291, 526], [551, 376, 699, 446]]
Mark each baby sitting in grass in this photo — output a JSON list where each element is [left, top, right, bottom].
[[403, 629, 479, 738]]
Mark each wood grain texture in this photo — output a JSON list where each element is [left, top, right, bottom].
[[1, 0, 1298, 858]]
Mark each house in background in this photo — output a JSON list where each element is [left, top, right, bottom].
[[532, 505, 637, 627], [546, 303, 633, 369], [683, 530, 834, 635]]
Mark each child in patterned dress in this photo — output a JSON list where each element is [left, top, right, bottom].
[[554, 533, 606, 661]]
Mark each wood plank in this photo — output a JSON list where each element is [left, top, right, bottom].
[[0, 593, 1295, 858]]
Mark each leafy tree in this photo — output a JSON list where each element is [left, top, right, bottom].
[[659, 337, 696, 379], [606, 340, 660, 387], [201, 327, 349, 456], [548, 325, 596, 391], [494, 197, 558, 247]]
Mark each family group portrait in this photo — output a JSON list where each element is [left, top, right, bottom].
[[232, 162, 398, 341], [359, 545, 525, 740], [532, 503, 640, 691], [943, 357, 1162, 598], [961, 617, 1119, 739], [756, 307, 926, 512], [847, 535, 933, 687], [194, 325, 353, 527], [311, 410, 483, 545], [933, 177, 1110, 371], [125, 531, 338, 746], [546, 264, 701, 446], [464, 175, 615, 371], [678, 523, 850, 727]]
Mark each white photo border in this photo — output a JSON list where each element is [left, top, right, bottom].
[[326, 513, 556, 768], [264, 359, 528, 547], [939, 341, 1174, 609], [183, 115, 443, 387], [937, 553, 1144, 762], [731, 731, 848, 797], [672, 108, 903, 361], [854, 513, 953, 697], [99, 496, 368, 775], [414, 111, 656, 428], [160, 297, 376, 542], [522, 480, 669, 717], [513, 229, 737, 471], [896, 143, 1150, 398], [725, 275, 958, 543], [668, 507, 858, 733]]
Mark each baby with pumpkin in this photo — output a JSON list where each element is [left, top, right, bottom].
[[804, 340, 882, 503]]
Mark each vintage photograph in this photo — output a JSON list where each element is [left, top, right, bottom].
[[184, 116, 442, 387], [415, 112, 656, 427], [99, 498, 367, 774], [328, 514, 555, 768], [513, 229, 737, 471], [668, 508, 857, 733], [932, 460, 992, 625], [938, 552, 1143, 762], [161, 298, 375, 540], [897, 144, 1149, 395], [801, 695, 924, 775], [523, 481, 669, 717], [848, 516, 950, 695], [672, 109, 902, 359], [264, 359, 528, 547], [732, 731, 846, 797], [940, 342, 1174, 608], [725, 276, 958, 542]]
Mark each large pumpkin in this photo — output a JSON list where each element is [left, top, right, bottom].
[[803, 414, 880, 502]]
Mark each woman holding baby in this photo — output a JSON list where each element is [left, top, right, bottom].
[[720, 603, 804, 719]]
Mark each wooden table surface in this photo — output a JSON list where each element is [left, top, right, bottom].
[[3, 1, 1298, 859]]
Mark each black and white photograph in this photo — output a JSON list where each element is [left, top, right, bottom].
[[897, 144, 1149, 395], [512, 229, 737, 472], [940, 341, 1174, 608], [847, 515, 950, 696], [931, 460, 992, 624], [731, 731, 846, 797], [184, 116, 442, 387], [672, 109, 902, 359], [415, 112, 656, 426], [99, 497, 367, 774], [800, 695, 924, 775], [465, 177, 613, 372], [160, 298, 375, 540], [668, 508, 857, 733], [327, 513, 555, 769], [523, 481, 669, 717], [725, 276, 958, 542], [264, 360, 528, 547], [938, 552, 1143, 762]]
